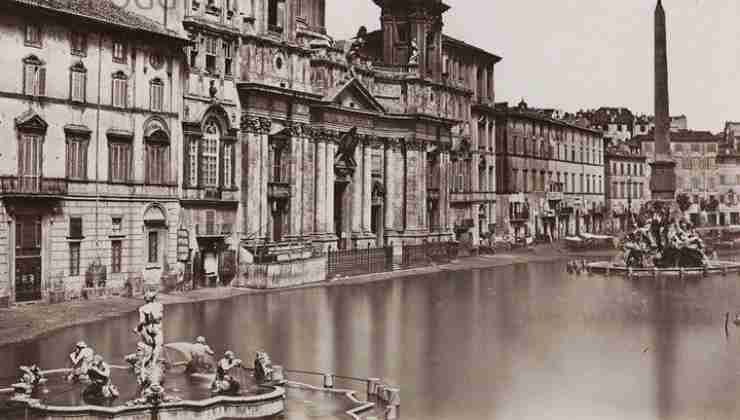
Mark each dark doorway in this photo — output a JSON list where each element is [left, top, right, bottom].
[[15, 215, 42, 302], [371, 204, 383, 246]]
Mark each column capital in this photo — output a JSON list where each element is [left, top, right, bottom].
[[241, 114, 272, 134]]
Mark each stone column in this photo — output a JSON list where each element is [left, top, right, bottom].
[[363, 142, 372, 234], [325, 140, 336, 238], [440, 150, 451, 232], [351, 145, 363, 235], [302, 133, 314, 237], [384, 140, 396, 235], [314, 140, 327, 235], [289, 131, 302, 238], [241, 115, 271, 242], [395, 141, 405, 232]]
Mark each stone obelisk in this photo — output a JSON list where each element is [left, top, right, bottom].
[[650, 0, 676, 200]]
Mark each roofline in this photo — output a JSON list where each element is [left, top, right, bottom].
[[496, 107, 602, 135], [443, 35, 502, 63], [7, 0, 188, 42]]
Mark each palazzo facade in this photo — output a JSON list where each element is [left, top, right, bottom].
[[0, 0, 187, 305]]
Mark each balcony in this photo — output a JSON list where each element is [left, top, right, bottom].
[[427, 167, 441, 199], [509, 211, 530, 222], [268, 163, 291, 200], [0, 176, 67, 197], [181, 186, 238, 205], [195, 223, 233, 237], [451, 191, 496, 204]]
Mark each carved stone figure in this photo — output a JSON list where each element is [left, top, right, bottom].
[[408, 39, 419, 65]]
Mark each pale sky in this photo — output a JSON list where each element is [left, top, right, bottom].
[[326, 0, 740, 132]]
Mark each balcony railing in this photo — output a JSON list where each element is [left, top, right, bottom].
[[195, 223, 233, 237], [0, 176, 67, 196], [268, 163, 291, 199]]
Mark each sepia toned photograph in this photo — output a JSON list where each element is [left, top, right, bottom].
[[0, 0, 738, 419]]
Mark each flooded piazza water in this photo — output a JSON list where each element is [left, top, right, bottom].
[[3, 259, 740, 419]]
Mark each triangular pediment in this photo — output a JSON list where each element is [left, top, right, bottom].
[[329, 78, 385, 113], [15, 109, 48, 133]]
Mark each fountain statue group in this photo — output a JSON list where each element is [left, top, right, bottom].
[[10, 290, 280, 406], [620, 203, 709, 269]]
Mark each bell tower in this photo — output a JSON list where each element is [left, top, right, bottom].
[[373, 0, 449, 80]]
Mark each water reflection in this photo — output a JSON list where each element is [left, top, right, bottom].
[[3, 261, 740, 419]]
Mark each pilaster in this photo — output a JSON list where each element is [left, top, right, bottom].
[[240, 115, 272, 242], [362, 141, 372, 233]]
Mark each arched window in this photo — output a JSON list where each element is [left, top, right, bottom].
[[112, 71, 128, 108], [70, 61, 87, 102], [150, 78, 164, 111], [23, 55, 45, 96], [144, 119, 170, 185]]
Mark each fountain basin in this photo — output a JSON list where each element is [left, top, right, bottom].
[[587, 260, 740, 276], [11, 387, 285, 420]]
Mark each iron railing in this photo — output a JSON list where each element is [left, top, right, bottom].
[[327, 246, 393, 279], [0, 176, 67, 195], [195, 223, 233, 237], [401, 241, 459, 269]]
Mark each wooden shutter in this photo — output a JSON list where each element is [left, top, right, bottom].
[[230, 142, 236, 188], [219, 141, 225, 188], [183, 137, 191, 188], [24, 64, 34, 95], [197, 137, 203, 188], [38, 67, 46, 96], [70, 217, 83, 238]]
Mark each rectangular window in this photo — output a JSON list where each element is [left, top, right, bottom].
[[113, 40, 126, 63], [24, 62, 45, 96], [69, 242, 80, 276], [268, 0, 286, 31], [150, 80, 164, 111], [111, 240, 122, 274], [112, 76, 127, 108], [202, 135, 219, 187], [205, 36, 217, 74], [223, 40, 233, 76], [71, 69, 86, 102], [189, 139, 199, 186], [110, 142, 132, 182], [112, 217, 122, 234], [148, 231, 158, 264], [18, 134, 41, 177], [189, 41, 199, 68], [66, 139, 87, 180], [223, 143, 233, 188], [71, 31, 87, 56], [146, 144, 169, 185], [70, 217, 83, 239], [25, 24, 41, 47]]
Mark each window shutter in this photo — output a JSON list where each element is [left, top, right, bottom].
[[197, 137, 203, 188], [183, 137, 190, 188], [219, 141, 225, 188], [24, 64, 33, 95], [38, 67, 46, 96], [230, 142, 236, 188]]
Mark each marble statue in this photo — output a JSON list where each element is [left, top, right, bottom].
[[83, 355, 119, 403], [135, 291, 164, 367], [67, 341, 94, 382], [408, 39, 419, 65], [211, 350, 243, 396]]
